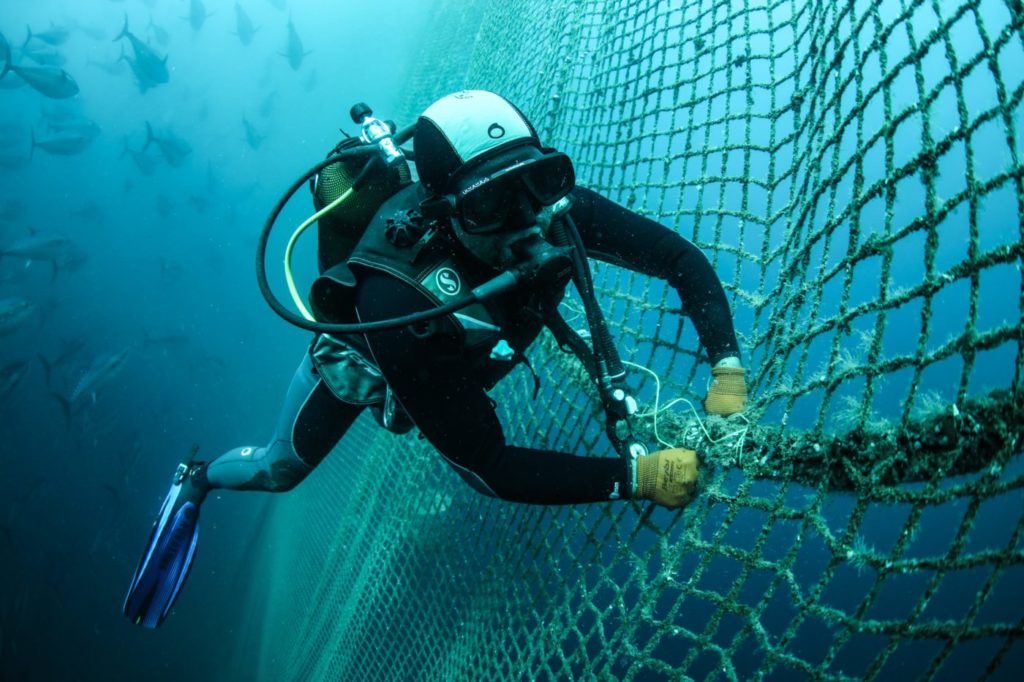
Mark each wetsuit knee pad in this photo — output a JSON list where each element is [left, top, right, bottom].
[[207, 445, 311, 493]]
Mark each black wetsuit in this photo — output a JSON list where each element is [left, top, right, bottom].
[[204, 186, 740, 505]]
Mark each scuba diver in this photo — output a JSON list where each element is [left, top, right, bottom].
[[123, 90, 748, 628]]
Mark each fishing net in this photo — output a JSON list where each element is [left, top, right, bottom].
[[230, 0, 1023, 678]]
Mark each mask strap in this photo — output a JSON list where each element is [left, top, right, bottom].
[[419, 195, 455, 222]]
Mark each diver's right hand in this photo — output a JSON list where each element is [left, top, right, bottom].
[[704, 365, 747, 416], [635, 448, 699, 508]]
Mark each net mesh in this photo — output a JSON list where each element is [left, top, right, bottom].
[[230, 0, 1024, 679]]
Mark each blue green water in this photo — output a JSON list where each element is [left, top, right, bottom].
[[0, 0, 1020, 679]]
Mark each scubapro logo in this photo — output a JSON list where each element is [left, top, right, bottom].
[[435, 268, 461, 296]]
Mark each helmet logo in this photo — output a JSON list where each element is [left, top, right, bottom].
[[436, 268, 461, 296], [487, 123, 505, 139]]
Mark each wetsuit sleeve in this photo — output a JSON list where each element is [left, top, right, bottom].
[[569, 186, 740, 363], [355, 271, 629, 505]]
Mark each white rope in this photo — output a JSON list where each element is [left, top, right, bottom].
[[622, 360, 751, 461]]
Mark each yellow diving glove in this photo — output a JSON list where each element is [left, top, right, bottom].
[[635, 448, 699, 508], [704, 357, 747, 416]]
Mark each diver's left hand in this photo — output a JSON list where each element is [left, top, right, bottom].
[[704, 363, 747, 416]]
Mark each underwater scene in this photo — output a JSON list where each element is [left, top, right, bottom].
[[1, 0, 1022, 680]]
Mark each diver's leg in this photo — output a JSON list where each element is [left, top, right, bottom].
[[125, 351, 364, 627], [203, 351, 364, 492]]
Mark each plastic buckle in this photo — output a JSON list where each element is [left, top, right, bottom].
[[172, 463, 189, 486], [489, 339, 515, 361]]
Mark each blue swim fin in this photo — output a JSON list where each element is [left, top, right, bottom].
[[123, 457, 207, 628]]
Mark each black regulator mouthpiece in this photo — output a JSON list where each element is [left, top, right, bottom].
[[509, 234, 573, 288], [349, 102, 373, 123]]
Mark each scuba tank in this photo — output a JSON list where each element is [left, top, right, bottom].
[[311, 104, 412, 276], [306, 104, 415, 434]]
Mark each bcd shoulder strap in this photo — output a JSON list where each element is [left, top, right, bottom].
[[541, 305, 598, 383]]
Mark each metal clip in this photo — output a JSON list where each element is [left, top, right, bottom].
[[489, 339, 515, 361]]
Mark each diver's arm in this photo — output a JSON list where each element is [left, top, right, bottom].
[[568, 186, 741, 365]]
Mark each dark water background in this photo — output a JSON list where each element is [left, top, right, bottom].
[[0, 0, 428, 679]]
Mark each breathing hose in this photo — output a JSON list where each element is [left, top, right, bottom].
[[550, 213, 642, 459], [256, 129, 527, 334]]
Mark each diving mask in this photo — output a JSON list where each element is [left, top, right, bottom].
[[422, 150, 575, 234]]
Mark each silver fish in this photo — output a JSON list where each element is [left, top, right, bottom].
[[41, 115, 99, 139], [121, 138, 160, 176], [243, 116, 263, 149], [0, 35, 78, 99], [143, 122, 191, 167], [20, 43, 67, 67], [70, 349, 130, 403], [7, 64, 78, 98], [0, 233, 76, 263], [39, 337, 86, 388], [0, 361, 27, 401], [1, 232, 84, 280], [235, 3, 257, 46], [0, 297, 33, 335], [147, 17, 170, 47], [31, 129, 95, 156], [40, 110, 101, 138], [121, 56, 162, 93], [114, 16, 168, 88], [186, 0, 212, 31], [24, 25, 70, 47], [75, 22, 110, 42], [283, 18, 308, 70]]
